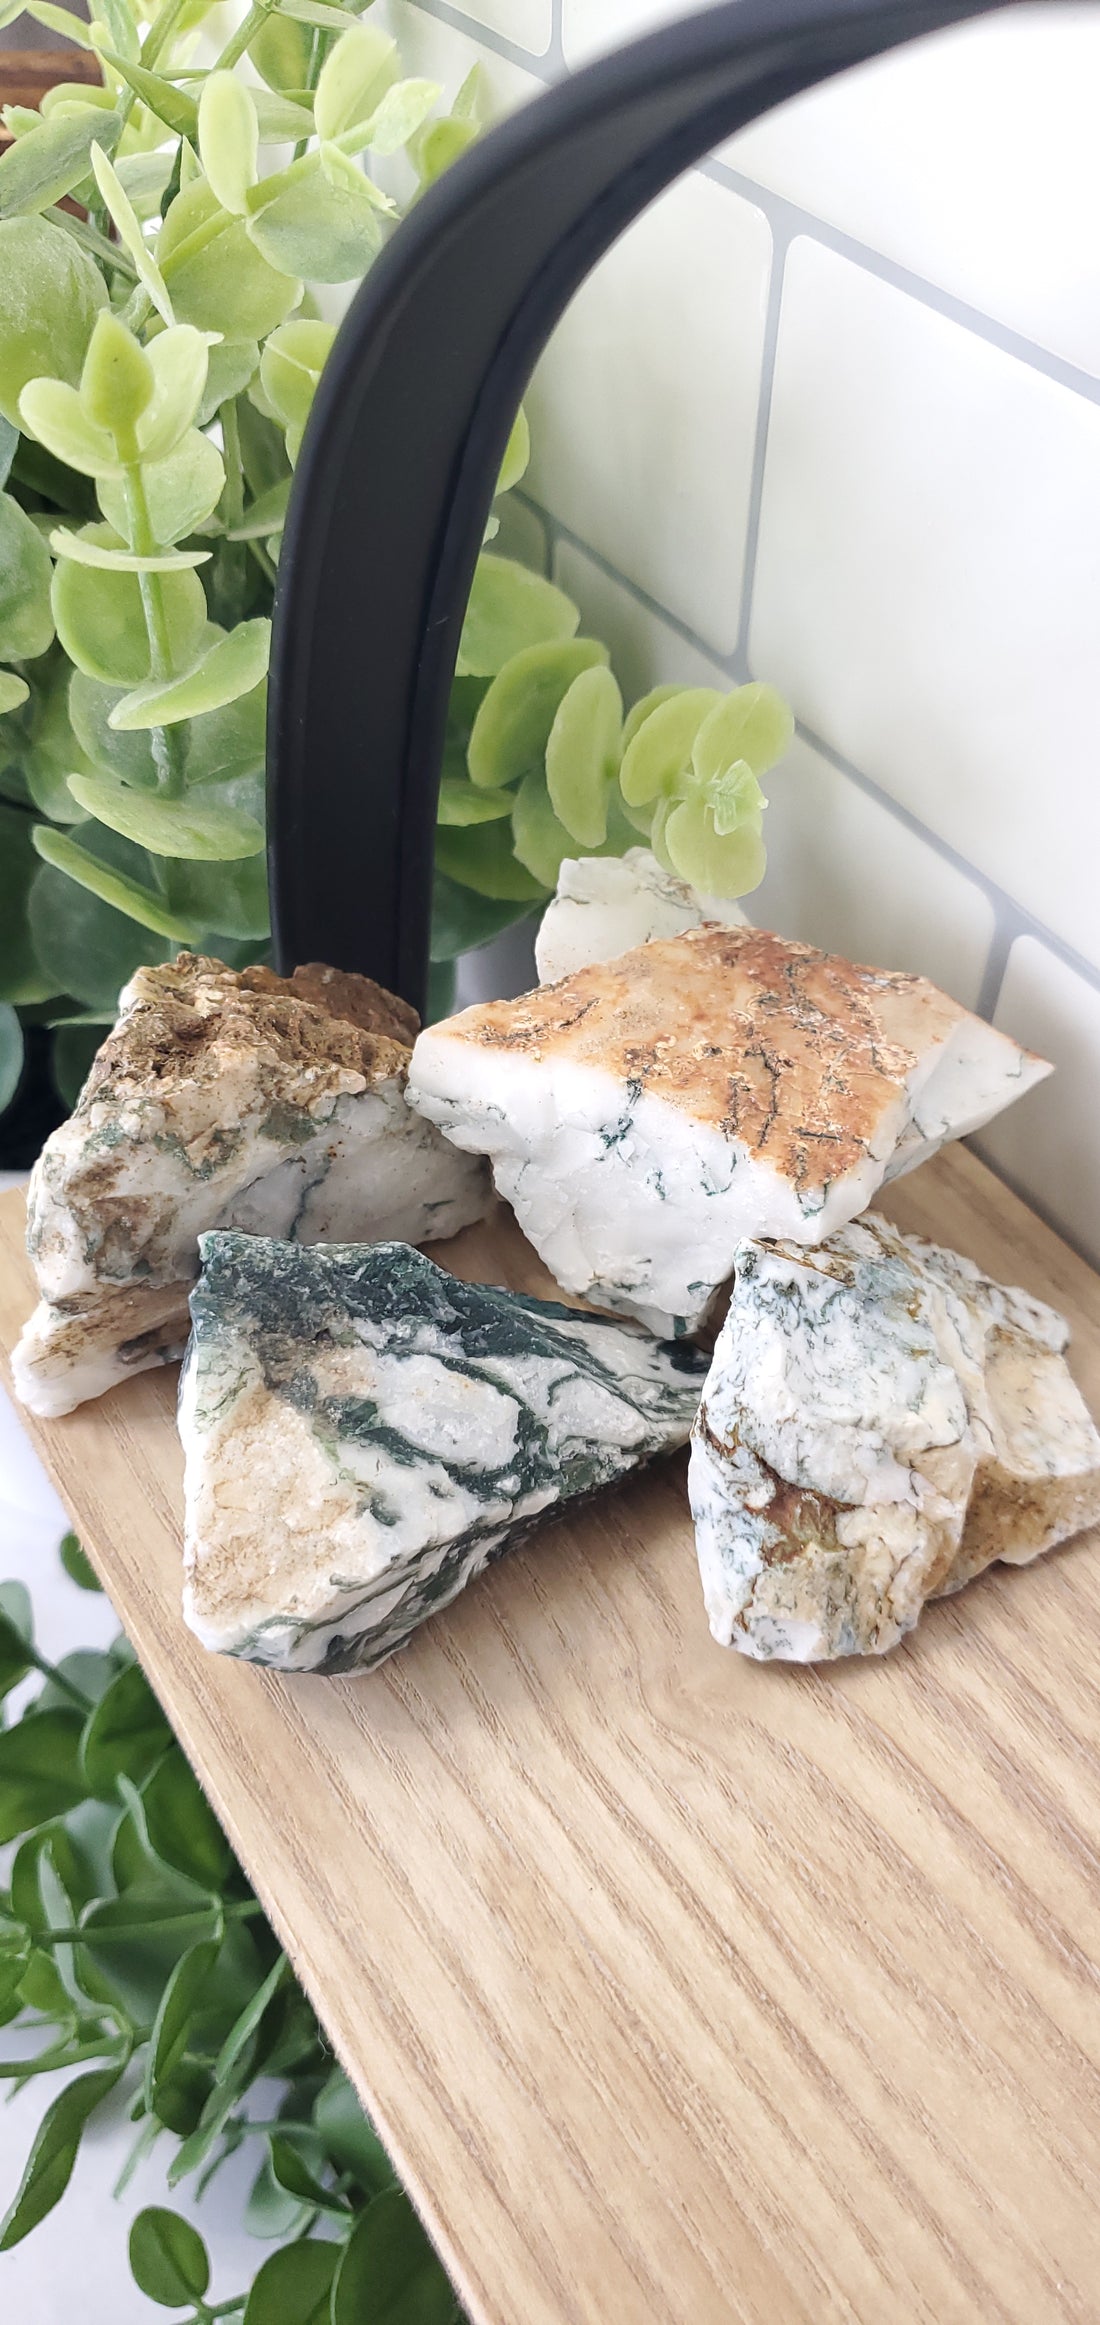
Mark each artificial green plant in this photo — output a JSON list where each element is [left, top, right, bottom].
[[0, 0, 792, 1137], [0, 1538, 466, 2319]]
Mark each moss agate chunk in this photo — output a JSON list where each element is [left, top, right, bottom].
[[13, 953, 488, 1417], [181, 1234, 708, 1674], [408, 926, 1051, 1338], [689, 1216, 1100, 1661]]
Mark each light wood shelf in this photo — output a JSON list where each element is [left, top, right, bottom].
[[2, 1148, 1099, 2324]]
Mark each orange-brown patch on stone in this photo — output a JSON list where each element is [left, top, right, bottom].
[[442, 926, 970, 1187]]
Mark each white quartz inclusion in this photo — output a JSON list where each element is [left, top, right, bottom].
[[535, 847, 747, 984]]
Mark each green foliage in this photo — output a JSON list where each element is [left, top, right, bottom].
[[0, 1538, 466, 2318], [0, 0, 792, 1143]]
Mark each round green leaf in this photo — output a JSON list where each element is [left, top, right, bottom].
[[510, 767, 577, 892], [30, 827, 195, 963], [17, 377, 120, 481], [108, 619, 272, 731], [545, 662, 623, 847], [0, 106, 122, 223], [251, 11, 313, 96], [0, 1003, 23, 1113], [660, 789, 767, 898], [97, 430, 225, 550], [0, 2067, 121, 2251], [67, 769, 266, 861], [314, 21, 397, 141], [436, 776, 514, 826], [184, 679, 267, 786], [78, 307, 152, 434], [198, 72, 258, 217], [68, 670, 160, 788], [259, 318, 335, 433], [243, 2239, 340, 2325], [0, 214, 106, 427], [258, 317, 333, 433], [141, 1749, 232, 1889], [0, 492, 55, 659], [313, 2071, 394, 2195], [128, 2207, 210, 2307], [0, 670, 28, 715], [620, 682, 687, 753], [331, 2187, 455, 2325], [134, 325, 212, 465], [0, 1708, 86, 1843], [159, 178, 300, 342], [59, 1531, 101, 1590], [52, 527, 207, 683], [164, 853, 270, 941], [198, 337, 260, 428], [50, 527, 210, 573], [429, 868, 532, 963], [0, 798, 55, 1001], [413, 113, 476, 189], [496, 404, 529, 497], [458, 554, 580, 677], [434, 814, 545, 901], [467, 638, 608, 790], [618, 686, 723, 808], [356, 76, 440, 158], [81, 1660, 172, 1801], [691, 681, 795, 786], [145, 1940, 221, 2108]]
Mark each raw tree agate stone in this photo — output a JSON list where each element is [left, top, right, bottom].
[[690, 1216, 1100, 1661], [181, 1233, 709, 1673], [535, 846, 747, 984], [407, 925, 1051, 1337], [14, 953, 488, 1418]]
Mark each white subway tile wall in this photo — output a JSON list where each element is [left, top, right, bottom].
[[978, 940, 1100, 1274], [525, 174, 771, 653], [389, 0, 1100, 1264]]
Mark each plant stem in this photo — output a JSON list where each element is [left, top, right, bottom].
[[113, 0, 193, 131], [122, 459, 188, 798], [26, 1647, 94, 1711], [213, 0, 279, 74], [247, 537, 278, 589]]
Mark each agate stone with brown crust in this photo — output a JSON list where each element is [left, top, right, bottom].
[[689, 1216, 1100, 1660], [13, 952, 489, 1417], [407, 926, 1051, 1335]]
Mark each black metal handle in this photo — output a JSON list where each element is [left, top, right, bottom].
[[268, 0, 1019, 1015]]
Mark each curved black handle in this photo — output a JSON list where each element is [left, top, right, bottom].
[[268, 0, 1017, 1014]]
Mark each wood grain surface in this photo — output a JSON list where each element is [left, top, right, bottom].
[[2, 1148, 1099, 2325]]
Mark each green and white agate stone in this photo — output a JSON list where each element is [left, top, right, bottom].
[[181, 1234, 708, 1674]]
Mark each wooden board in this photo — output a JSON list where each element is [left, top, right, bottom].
[[2, 1149, 1100, 2325]]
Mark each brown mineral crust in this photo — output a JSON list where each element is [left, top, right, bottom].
[[440, 926, 978, 1187], [81, 954, 416, 1110], [694, 1410, 847, 1565], [237, 960, 419, 1048], [26, 1279, 191, 1361]]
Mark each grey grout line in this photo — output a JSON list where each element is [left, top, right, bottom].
[[514, 492, 1100, 1022], [401, 0, 558, 78], [699, 155, 1100, 411], [732, 218, 791, 676], [973, 917, 1015, 1028]]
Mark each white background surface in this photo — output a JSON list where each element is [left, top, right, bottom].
[[0, 1182, 267, 2322]]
